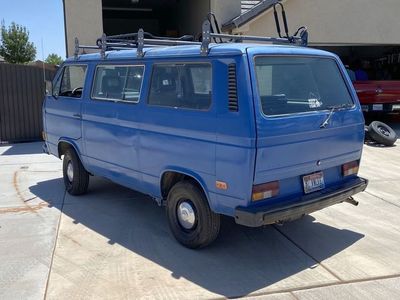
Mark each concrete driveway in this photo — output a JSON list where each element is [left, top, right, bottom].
[[1, 132, 400, 299]]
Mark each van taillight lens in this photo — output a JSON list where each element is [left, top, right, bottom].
[[342, 161, 359, 177], [252, 181, 280, 201]]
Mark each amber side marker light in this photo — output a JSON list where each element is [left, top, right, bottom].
[[216, 181, 228, 190], [342, 161, 359, 177], [252, 181, 280, 201]]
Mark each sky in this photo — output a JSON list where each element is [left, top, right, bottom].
[[0, 0, 66, 60]]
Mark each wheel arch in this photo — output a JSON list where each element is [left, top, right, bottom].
[[57, 138, 81, 159], [160, 168, 213, 209]]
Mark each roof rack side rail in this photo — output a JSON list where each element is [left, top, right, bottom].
[[74, 37, 103, 59]]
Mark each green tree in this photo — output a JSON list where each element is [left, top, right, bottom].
[[0, 21, 36, 64], [45, 53, 63, 65]]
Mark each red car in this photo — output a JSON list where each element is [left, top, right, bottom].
[[353, 81, 400, 113]]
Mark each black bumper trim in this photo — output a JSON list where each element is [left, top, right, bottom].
[[235, 177, 368, 227]]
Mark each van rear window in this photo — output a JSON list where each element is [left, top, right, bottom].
[[254, 57, 354, 116], [92, 65, 144, 102]]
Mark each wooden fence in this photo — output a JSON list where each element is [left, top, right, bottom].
[[0, 63, 56, 143]]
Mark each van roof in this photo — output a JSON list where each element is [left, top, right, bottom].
[[67, 43, 336, 62]]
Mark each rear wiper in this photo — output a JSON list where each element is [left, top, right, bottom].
[[320, 103, 352, 128]]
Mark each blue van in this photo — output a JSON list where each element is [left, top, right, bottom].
[[43, 25, 368, 248]]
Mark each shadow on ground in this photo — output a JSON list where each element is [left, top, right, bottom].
[[1, 142, 43, 156], [29, 176, 364, 298]]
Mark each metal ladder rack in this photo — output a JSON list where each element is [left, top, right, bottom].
[[74, 2, 308, 60]]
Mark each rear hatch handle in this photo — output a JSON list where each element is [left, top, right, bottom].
[[320, 104, 353, 128]]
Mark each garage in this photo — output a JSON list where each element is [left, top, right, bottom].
[[317, 46, 400, 81], [101, 0, 209, 38]]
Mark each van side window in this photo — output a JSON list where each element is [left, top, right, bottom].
[[59, 65, 87, 98], [148, 63, 211, 110], [92, 65, 144, 103]]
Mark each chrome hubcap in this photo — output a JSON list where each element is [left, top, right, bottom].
[[67, 162, 74, 182], [177, 201, 196, 230]]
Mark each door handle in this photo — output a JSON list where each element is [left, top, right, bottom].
[[73, 113, 82, 119]]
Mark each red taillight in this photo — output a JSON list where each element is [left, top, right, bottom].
[[342, 161, 359, 177], [252, 181, 280, 201]]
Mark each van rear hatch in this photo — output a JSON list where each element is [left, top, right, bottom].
[[247, 49, 365, 208]]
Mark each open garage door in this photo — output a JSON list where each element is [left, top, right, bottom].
[[317, 46, 400, 81], [317, 46, 400, 114], [102, 0, 210, 38]]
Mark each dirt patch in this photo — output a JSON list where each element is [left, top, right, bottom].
[[12, 170, 39, 213], [0, 202, 49, 214]]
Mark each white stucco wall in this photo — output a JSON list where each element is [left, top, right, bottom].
[[236, 0, 400, 45], [63, 0, 103, 57]]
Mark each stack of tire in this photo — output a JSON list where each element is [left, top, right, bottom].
[[365, 121, 398, 146]]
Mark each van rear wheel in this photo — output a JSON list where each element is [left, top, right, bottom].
[[63, 148, 89, 195], [166, 181, 220, 249]]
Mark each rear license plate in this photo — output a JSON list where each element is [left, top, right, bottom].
[[303, 172, 325, 194]]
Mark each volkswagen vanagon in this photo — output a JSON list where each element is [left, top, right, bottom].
[[43, 25, 368, 248]]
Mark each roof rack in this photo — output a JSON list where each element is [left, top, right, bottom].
[[73, 2, 308, 60]]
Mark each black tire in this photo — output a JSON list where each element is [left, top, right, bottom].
[[166, 181, 220, 249], [63, 148, 89, 195], [364, 125, 372, 141], [368, 121, 397, 146]]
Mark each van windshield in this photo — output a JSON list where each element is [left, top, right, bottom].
[[254, 56, 354, 116]]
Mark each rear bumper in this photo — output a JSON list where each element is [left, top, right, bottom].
[[235, 177, 368, 227]]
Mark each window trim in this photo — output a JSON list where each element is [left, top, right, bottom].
[[253, 54, 356, 118], [51, 68, 63, 97], [90, 64, 145, 104], [58, 64, 88, 99], [147, 62, 213, 111]]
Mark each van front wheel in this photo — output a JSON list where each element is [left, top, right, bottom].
[[166, 181, 220, 248], [62, 148, 89, 195]]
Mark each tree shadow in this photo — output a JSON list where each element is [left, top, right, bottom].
[[1, 142, 44, 156], [29, 177, 364, 298]]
